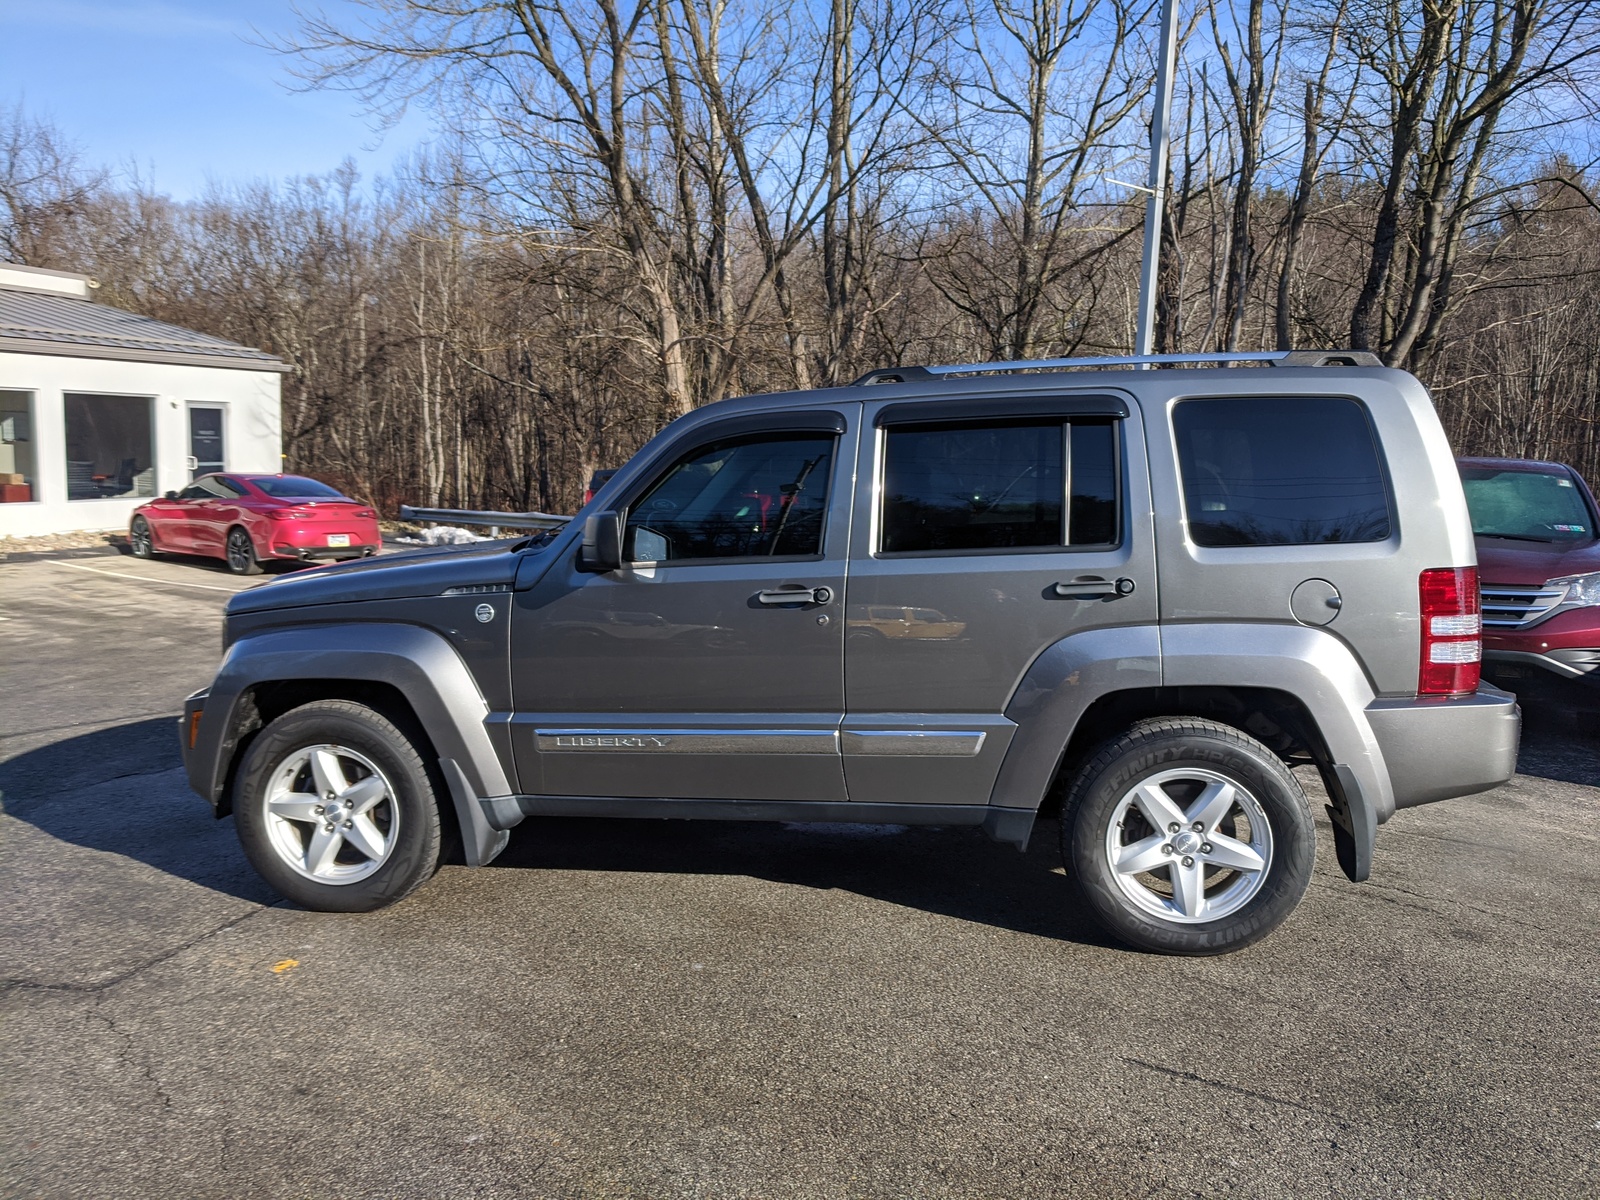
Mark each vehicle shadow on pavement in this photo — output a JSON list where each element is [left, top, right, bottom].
[[492, 815, 1125, 949], [1512, 712, 1600, 789], [0, 717, 277, 905]]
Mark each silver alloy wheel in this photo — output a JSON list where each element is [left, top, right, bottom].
[[130, 519, 152, 556], [1103, 767, 1273, 925], [227, 529, 253, 572], [262, 743, 399, 883]]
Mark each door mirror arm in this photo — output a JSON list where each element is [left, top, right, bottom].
[[579, 510, 624, 572], [164, 490, 179, 501]]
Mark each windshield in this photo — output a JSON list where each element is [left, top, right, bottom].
[[1460, 466, 1595, 542], [251, 476, 347, 500]]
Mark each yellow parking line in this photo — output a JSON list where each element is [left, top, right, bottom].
[[41, 558, 249, 593]]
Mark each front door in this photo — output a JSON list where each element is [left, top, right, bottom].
[[842, 394, 1159, 805], [187, 406, 225, 480], [510, 408, 859, 801]]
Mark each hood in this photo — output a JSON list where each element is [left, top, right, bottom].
[[225, 537, 557, 615], [1474, 534, 1600, 587]]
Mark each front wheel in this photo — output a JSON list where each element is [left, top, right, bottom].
[[225, 526, 262, 575], [129, 516, 157, 559], [233, 700, 445, 911], [1061, 717, 1315, 955]]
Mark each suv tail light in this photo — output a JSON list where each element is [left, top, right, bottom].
[[1418, 567, 1481, 696]]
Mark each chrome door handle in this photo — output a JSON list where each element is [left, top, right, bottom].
[[756, 586, 832, 606], [1053, 577, 1135, 599]]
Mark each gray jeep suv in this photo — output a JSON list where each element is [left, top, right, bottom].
[[181, 351, 1520, 954]]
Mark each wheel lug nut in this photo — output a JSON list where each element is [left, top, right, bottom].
[[1161, 843, 1173, 856], [1181, 855, 1195, 868], [1167, 823, 1179, 834], [1201, 842, 1212, 854], [342, 820, 353, 829], [313, 805, 324, 815], [1192, 821, 1204, 831], [324, 823, 335, 833]]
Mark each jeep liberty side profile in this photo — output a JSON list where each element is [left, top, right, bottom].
[[180, 351, 1521, 955]]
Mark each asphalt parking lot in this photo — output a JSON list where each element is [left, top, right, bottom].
[[2, 544, 1598, 1199]]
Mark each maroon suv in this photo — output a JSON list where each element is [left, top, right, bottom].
[[1459, 456, 1600, 708]]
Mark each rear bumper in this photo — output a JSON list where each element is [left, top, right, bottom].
[[1366, 685, 1521, 810], [265, 542, 379, 562]]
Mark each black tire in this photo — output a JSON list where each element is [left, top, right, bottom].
[[226, 526, 262, 575], [1060, 717, 1315, 955], [129, 516, 157, 559], [233, 700, 444, 912]]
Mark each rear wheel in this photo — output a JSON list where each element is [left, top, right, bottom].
[[129, 516, 157, 559], [1061, 717, 1314, 955], [233, 700, 444, 911], [225, 526, 262, 575]]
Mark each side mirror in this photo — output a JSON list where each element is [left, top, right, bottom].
[[579, 510, 623, 572], [164, 490, 179, 501]]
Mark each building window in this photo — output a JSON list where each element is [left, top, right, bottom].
[[64, 393, 155, 500], [0, 390, 35, 503]]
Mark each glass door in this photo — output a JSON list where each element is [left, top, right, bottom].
[[187, 405, 225, 480]]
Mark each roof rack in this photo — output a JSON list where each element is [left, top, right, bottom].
[[851, 349, 1382, 386]]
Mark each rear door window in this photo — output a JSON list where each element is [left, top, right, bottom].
[[879, 418, 1120, 554], [1173, 397, 1391, 547]]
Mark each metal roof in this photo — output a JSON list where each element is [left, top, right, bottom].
[[0, 287, 290, 373]]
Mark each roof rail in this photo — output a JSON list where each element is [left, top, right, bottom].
[[851, 349, 1382, 386]]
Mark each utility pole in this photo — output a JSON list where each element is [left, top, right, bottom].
[[1134, 0, 1181, 357]]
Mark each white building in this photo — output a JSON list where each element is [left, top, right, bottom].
[[0, 262, 287, 539]]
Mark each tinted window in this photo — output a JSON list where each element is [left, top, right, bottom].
[[1461, 467, 1595, 542], [880, 419, 1119, 553], [1069, 420, 1118, 545], [252, 475, 345, 499], [626, 433, 834, 562], [1173, 398, 1390, 547], [176, 483, 211, 501], [219, 477, 249, 497]]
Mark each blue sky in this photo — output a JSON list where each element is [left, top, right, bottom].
[[0, 0, 430, 198]]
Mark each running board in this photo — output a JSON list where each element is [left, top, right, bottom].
[[480, 795, 1037, 851]]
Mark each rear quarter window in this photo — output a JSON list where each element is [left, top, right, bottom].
[[1173, 397, 1391, 547]]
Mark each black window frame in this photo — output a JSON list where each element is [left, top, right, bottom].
[[617, 426, 843, 567], [1172, 393, 1395, 549], [874, 414, 1124, 558]]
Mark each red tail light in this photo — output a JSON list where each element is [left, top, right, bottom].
[[1418, 567, 1481, 696], [268, 507, 310, 521]]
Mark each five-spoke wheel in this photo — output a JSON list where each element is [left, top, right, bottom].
[[1063, 717, 1315, 955], [262, 744, 400, 883], [234, 700, 445, 911]]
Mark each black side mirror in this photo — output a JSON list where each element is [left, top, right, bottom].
[[579, 510, 623, 571], [164, 490, 179, 501]]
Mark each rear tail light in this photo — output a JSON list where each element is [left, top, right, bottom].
[[1418, 567, 1481, 696], [357, 509, 377, 519], [268, 507, 311, 521]]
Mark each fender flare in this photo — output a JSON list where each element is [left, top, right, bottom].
[[987, 623, 1389, 878], [191, 622, 513, 866]]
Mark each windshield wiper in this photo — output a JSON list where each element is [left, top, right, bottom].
[[1478, 533, 1555, 543]]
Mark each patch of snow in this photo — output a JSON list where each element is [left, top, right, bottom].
[[394, 525, 494, 545]]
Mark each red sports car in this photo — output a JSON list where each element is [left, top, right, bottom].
[[129, 473, 381, 575]]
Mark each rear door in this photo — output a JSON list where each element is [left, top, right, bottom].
[[842, 393, 1157, 805], [510, 407, 859, 801]]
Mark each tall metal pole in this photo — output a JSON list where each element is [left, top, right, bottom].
[[1134, 0, 1181, 357]]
